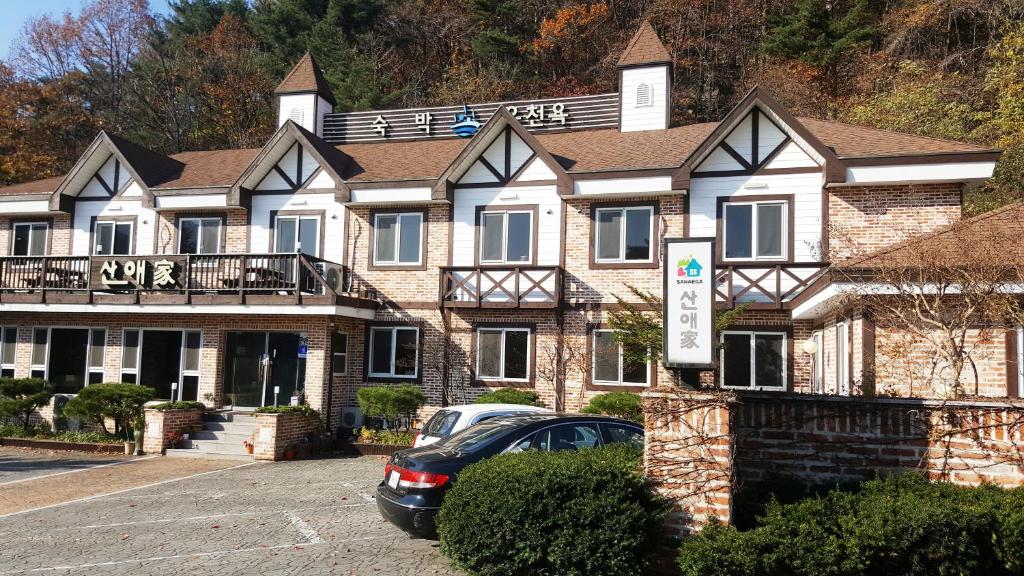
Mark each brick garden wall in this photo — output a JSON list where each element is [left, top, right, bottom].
[[645, 389, 1024, 536], [142, 408, 204, 454], [253, 411, 321, 461]]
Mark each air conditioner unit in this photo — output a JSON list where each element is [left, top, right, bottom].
[[341, 407, 364, 429]]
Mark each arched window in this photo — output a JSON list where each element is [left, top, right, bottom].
[[635, 83, 652, 107], [288, 108, 304, 124]]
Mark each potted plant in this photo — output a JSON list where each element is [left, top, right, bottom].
[[243, 434, 254, 454], [169, 432, 184, 449], [283, 444, 296, 460]]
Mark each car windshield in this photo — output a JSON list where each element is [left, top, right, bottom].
[[433, 420, 515, 452], [421, 410, 461, 437]]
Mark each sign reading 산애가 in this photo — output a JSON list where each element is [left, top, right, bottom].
[[663, 238, 715, 368]]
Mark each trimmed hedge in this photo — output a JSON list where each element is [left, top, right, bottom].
[[254, 404, 318, 417], [356, 385, 425, 424], [581, 391, 642, 423], [472, 388, 542, 406], [151, 401, 206, 411], [438, 445, 667, 576], [677, 473, 1024, 576]]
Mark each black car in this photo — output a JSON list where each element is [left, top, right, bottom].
[[375, 413, 643, 537]]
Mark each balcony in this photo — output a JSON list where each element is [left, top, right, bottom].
[[0, 253, 368, 306], [440, 266, 562, 308], [716, 263, 828, 309]]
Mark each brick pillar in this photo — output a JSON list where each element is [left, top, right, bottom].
[[643, 390, 735, 536], [143, 408, 203, 454]]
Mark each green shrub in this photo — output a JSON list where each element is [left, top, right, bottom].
[[151, 401, 206, 411], [995, 487, 1024, 572], [356, 385, 425, 428], [472, 388, 542, 406], [677, 473, 1010, 576], [254, 404, 318, 416], [355, 427, 415, 445], [63, 383, 154, 439], [438, 444, 667, 576], [0, 378, 52, 432], [581, 391, 643, 423]]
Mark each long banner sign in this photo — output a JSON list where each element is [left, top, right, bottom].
[[663, 237, 716, 369]]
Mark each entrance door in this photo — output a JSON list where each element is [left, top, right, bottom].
[[48, 329, 88, 393], [224, 332, 267, 408], [224, 332, 306, 408], [139, 331, 183, 400]]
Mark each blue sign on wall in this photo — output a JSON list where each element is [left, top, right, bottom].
[[451, 105, 481, 137]]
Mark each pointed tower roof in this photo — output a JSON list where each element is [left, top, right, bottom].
[[617, 19, 672, 67], [275, 51, 337, 106]]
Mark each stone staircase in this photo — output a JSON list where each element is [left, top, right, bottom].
[[165, 411, 254, 461]]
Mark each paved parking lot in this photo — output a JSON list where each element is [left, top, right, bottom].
[[0, 452, 459, 575]]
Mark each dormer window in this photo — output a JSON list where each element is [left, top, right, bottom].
[[93, 220, 133, 255], [635, 83, 652, 108], [721, 199, 788, 261]]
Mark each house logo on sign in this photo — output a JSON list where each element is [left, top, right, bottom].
[[450, 105, 481, 137], [677, 256, 703, 279]]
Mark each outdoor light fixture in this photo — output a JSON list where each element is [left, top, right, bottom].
[[742, 182, 769, 190], [802, 339, 819, 355]]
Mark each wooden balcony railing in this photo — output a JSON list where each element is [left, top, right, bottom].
[[440, 266, 562, 308], [0, 252, 361, 306], [716, 263, 828, 309]]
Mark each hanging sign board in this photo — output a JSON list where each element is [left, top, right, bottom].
[[663, 237, 716, 368]]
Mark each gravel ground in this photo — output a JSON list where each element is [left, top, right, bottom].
[[0, 452, 459, 575]]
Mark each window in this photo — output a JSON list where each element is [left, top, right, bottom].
[[479, 210, 532, 264], [30, 327, 48, 380], [720, 331, 786, 390], [368, 326, 419, 378], [811, 330, 824, 394], [532, 423, 601, 451], [602, 423, 644, 448], [178, 218, 221, 254], [119, 329, 201, 399], [180, 331, 202, 401], [93, 221, 133, 255], [275, 215, 320, 256], [332, 332, 348, 376], [592, 330, 649, 386], [373, 212, 422, 266], [595, 206, 654, 263], [88, 329, 105, 384], [1, 327, 16, 378], [120, 329, 139, 384], [722, 201, 786, 260], [288, 108, 303, 124], [12, 222, 48, 256], [636, 83, 652, 107], [836, 321, 850, 396], [476, 327, 530, 381]]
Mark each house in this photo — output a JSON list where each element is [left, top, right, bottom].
[[0, 21, 1004, 433]]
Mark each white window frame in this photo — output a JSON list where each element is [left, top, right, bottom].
[[93, 220, 134, 255], [30, 327, 49, 380], [811, 330, 824, 394], [178, 217, 222, 255], [592, 329, 650, 386], [368, 326, 420, 379], [475, 327, 531, 382], [1, 326, 17, 377], [721, 200, 787, 261], [332, 331, 348, 376], [120, 328, 202, 401], [594, 206, 655, 263], [719, 330, 788, 391], [373, 212, 423, 266], [836, 321, 850, 396], [11, 222, 49, 256], [635, 82, 652, 108], [28, 326, 103, 387], [274, 214, 321, 256], [479, 210, 533, 265]]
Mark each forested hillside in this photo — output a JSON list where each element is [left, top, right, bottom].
[[1, 0, 1022, 212]]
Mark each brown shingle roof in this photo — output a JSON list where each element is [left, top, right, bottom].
[[0, 116, 1000, 196], [618, 19, 672, 67], [0, 176, 64, 196], [836, 202, 1024, 269], [275, 52, 336, 106], [160, 148, 261, 189], [798, 117, 994, 158]]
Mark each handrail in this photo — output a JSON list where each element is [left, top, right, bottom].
[[715, 263, 829, 309], [440, 265, 562, 308]]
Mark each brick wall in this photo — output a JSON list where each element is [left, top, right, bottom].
[[562, 196, 685, 305], [828, 182, 962, 261], [142, 408, 204, 454], [253, 411, 320, 461], [153, 208, 249, 254], [645, 389, 1024, 536], [0, 214, 72, 255]]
